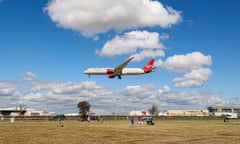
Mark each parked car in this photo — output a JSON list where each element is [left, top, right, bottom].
[[142, 116, 154, 125], [50, 114, 66, 121]]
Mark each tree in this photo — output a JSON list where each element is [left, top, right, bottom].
[[77, 101, 91, 120], [148, 104, 159, 116], [18, 104, 26, 116]]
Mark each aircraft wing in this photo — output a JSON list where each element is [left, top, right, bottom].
[[113, 57, 134, 79]]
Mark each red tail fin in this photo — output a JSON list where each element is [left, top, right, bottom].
[[143, 59, 155, 73]]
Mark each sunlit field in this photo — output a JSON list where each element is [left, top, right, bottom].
[[1, 120, 240, 144]]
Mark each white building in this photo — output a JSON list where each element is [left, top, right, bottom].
[[159, 110, 209, 116], [0, 107, 55, 116], [208, 106, 240, 118], [24, 108, 55, 116], [129, 110, 150, 116]]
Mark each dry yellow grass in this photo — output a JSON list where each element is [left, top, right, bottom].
[[0, 120, 240, 144]]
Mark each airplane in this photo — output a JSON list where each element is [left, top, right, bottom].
[[83, 57, 155, 79]]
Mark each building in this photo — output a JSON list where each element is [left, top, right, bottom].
[[0, 107, 55, 116], [208, 106, 240, 118], [0, 107, 26, 116], [161, 110, 208, 116], [130, 110, 209, 117], [24, 108, 55, 116], [129, 110, 149, 116]]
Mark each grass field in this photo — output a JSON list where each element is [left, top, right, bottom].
[[1, 120, 240, 144]]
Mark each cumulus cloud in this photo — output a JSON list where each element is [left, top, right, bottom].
[[173, 68, 212, 88], [207, 96, 227, 106], [131, 49, 165, 62], [124, 84, 157, 99], [22, 72, 37, 81], [0, 86, 16, 96], [157, 52, 212, 72], [97, 31, 165, 61], [156, 52, 212, 88], [121, 84, 213, 110], [52, 83, 82, 95], [159, 33, 170, 40], [45, 0, 182, 36], [0, 82, 18, 96], [158, 85, 171, 94], [1, 74, 238, 114], [8, 79, 119, 114], [21, 92, 43, 101]]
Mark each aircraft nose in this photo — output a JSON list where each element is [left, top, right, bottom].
[[84, 69, 91, 74]]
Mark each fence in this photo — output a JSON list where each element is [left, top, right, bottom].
[[0, 115, 225, 122]]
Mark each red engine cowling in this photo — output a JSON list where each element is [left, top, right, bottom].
[[107, 69, 115, 78], [108, 75, 115, 78], [107, 69, 114, 74]]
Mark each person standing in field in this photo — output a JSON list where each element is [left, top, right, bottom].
[[131, 117, 134, 126]]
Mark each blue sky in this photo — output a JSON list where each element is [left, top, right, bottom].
[[0, 0, 240, 114]]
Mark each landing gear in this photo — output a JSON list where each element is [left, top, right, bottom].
[[117, 75, 122, 79]]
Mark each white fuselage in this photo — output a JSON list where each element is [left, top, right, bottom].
[[84, 68, 145, 75]]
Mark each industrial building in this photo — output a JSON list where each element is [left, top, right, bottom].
[[130, 109, 208, 117], [129, 110, 149, 116], [0, 107, 26, 116], [208, 106, 240, 118], [162, 110, 208, 116], [0, 107, 55, 116]]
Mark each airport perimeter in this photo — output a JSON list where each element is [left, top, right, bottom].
[[1, 119, 240, 144]]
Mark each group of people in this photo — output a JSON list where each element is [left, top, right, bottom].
[[131, 117, 144, 126]]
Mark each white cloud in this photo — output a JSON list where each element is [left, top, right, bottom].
[[9, 68, 240, 115], [52, 83, 82, 95], [97, 30, 165, 61], [21, 92, 43, 101], [158, 85, 171, 94], [124, 84, 156, 98], [22, 72, 37, 81], [45, 0, 182, 36], [121, 84, 213, 110], [1, 75, 238, 114], [0, 82, 18, 96], [156, 52, 212, 88], [173, 68, 212, 88], [207, 96, 227, 106], [159, 52, 212, 73], [0, 87, 15, 96], [154, 59, 164, 67], [159, 33, 170, 40], [130, 49, 165, 62]]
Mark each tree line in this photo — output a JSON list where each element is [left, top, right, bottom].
[[77, 100, 159, 120]]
